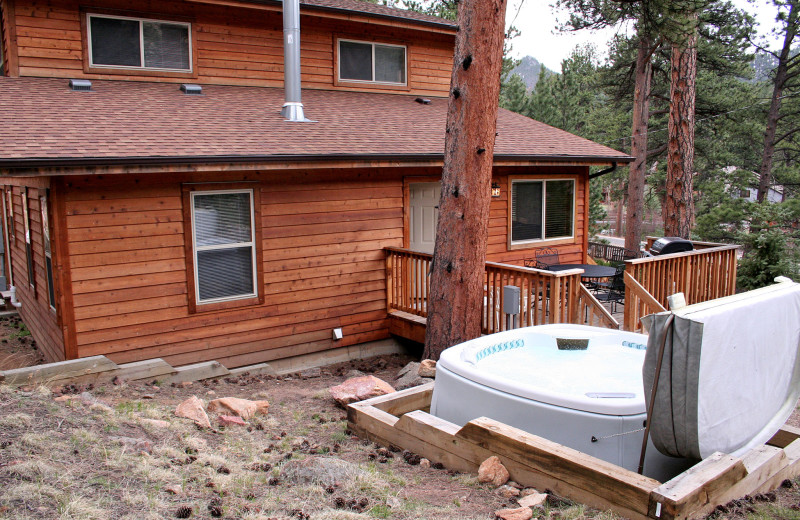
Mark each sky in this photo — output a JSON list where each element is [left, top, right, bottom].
[[505, 0, 783, 71]]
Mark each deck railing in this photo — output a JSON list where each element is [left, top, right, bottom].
[[385, 247, 619, 335], [623, 244, 740, 332]]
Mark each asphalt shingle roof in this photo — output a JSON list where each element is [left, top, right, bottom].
[[300, 0, 457, 28], [0, 77, 631, 167]]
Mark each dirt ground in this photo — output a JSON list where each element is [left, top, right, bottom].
[[2, 322, 800, 519], [0, 313, 45, 371]]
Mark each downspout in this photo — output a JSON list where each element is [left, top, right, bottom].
[[281, 0, 313, 122], [9, 285, 21, 308], [589, 162, 618, 179]]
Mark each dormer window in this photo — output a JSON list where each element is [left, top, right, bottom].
[[87, 14, 191, 72], [338, 39, 406, 85]]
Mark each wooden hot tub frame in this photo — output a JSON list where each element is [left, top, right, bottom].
[[348, 383, 800, 520]]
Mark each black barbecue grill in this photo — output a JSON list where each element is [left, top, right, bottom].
[[649, 237, 694, 256]]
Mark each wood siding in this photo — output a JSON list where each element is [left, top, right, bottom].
[[0, 0, 19, 76], [10, 0, 454, 95], [55, 166, 588, 367], [5, 182, 65, 362]]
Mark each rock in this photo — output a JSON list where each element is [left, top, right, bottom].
[[329, 376, 395, 406], [54, 395, 77, 403], [206, 390, 216, 396], [175, 396, 211, 429], [345, 369, 366, 378], [419, 458, 431, 468], [179, 381, 193, 387], [519, 488, 539, 498], [164, 485, 183, 495], [495, 506, 533, 520], [299, 367, 322, 379], [517, 492, 548, 508], [218, 415, 247, 427], [281, 456, 366, 487], [207, 397, 269, 420], [140, 418, 170, 429], [110, 436, 153, 454], [394, 371, 433, 391], [418, 359, 437, 378], [478, 456, 509, 486], [397, 362, 420, 379], [496, 485, 521, 498]]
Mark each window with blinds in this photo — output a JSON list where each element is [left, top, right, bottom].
[[511, 179, 574, 244], [338, 39, 406, 85], [88, 14, 191, 72], [191, 190, 256, 304]]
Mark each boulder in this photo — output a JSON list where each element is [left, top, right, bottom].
[[517, 492, 548, 509], [207, 397, 269, 420], [175, 396, 211, 429], [394, 371, 433, 391], [478, 456, 510, 486], [495, 507, 533, 520], [418, 359, 437, 378], [329, 376, 395, 406]]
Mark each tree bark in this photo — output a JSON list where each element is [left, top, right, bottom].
[[757, 0, 799, 203], [423, 0, 508, 360], [663, 25, 697, 238], [624, 36, 653, 251]]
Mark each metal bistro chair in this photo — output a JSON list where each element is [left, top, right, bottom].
[[534, 247, 560, 269], [595, 264, 626, 314]]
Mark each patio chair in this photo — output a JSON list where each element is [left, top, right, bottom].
[[533, 247, 560, 269], [595, 264, 625, 313]]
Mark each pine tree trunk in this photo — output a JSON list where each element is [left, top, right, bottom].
[[423, 0, 508, 360], [758, 0, 799, 203], [663, 28, 697, 239], [624, 36, 652, 251]]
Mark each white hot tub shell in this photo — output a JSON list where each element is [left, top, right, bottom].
[[430, 324, 693, 481]]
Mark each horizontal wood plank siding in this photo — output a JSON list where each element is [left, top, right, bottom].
[[65, 169, 407, 367], [5, 184, 65, 362], [12, 0, 454, 96]]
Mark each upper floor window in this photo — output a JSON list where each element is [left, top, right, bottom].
[[338, 39, 406, 85], [511, 179, 575, 244], [87, 14, 191, 72]]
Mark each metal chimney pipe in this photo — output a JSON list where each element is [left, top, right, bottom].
[[281, 0, 309, 121]]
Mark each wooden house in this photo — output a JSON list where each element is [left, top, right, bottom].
[[0, 0, 631, 367]]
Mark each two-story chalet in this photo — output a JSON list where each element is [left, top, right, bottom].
[[0, 0, 631, 367]]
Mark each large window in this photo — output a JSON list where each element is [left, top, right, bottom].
[[190, 190, 257, 306], [338, 39, 406, 85], [87, 14, 191, 72], [40, 192, 56, 311], [511, 179, 575, 244]]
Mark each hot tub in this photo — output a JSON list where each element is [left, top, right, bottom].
[[430, 324, 692, 480]]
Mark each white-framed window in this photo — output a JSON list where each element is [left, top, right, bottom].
[[511, 179, 575, 244], [87, 13, 192, 72], [190, 189, 257, 305], [338, 39, 406, 85]]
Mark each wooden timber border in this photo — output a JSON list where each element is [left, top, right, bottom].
[[348, 383, 800, 520], [0, 338, 405, 387]]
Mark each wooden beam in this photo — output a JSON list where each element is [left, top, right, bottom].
[[0, 355, 118, 385]]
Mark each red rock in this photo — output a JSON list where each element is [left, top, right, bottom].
[[478, 456, 510, 486], [517, 492, 547, 508], [495, 507, 533, 520], [496, 485, 521, 498], [418, 359, 437, 378], [329, 376, 395, 406], [175, 396, 211, 429], [218, 415, 247, 427], [207, 397, 269, 420]]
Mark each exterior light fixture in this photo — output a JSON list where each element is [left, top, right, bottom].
[[491, 183, 501, 198]]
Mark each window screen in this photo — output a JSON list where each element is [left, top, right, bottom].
[[339, 40, 406, 84], [511, 179, 575, 243], [192, 191, 256, 303], [89, 15, 191, 71], [90, 17, 141, 67]]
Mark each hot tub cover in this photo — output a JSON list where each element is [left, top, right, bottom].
[[642, 278, 800, 460]]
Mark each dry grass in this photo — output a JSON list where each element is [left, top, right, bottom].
[[2, 355, 799, 520]]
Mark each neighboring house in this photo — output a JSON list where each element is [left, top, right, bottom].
[[0, 0, 631, 366]]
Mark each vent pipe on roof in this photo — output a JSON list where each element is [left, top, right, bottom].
[[281, 0, 312, 122]]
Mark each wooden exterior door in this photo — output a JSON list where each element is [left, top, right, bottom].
[[409, 182, 440, 254]]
